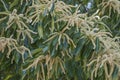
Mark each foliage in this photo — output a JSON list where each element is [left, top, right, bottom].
[[0, 0, 120, 80]]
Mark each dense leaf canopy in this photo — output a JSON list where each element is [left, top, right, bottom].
[[0, 0, 120, 80]]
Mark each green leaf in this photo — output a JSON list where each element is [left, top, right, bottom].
[[10, 0, 19, 9], [74, 38, 86, 55], [50, 1, 55, 12], [82, 41, 93, 58], [31, 48, 42, 55], [38, 25, 43, 39], [95, 37, 99, 53], [51, 16, 55, 32], [4, 74, 13, 80]]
